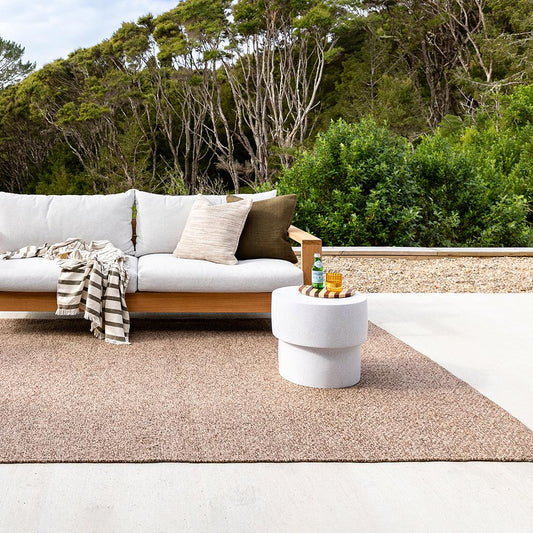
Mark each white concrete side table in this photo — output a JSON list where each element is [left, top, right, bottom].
[[271, 286, 368, 388]]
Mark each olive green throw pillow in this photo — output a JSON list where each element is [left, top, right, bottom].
[[226, 194, 298, 263]]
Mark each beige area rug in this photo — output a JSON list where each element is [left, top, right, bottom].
[[0, 318, 532, 463]]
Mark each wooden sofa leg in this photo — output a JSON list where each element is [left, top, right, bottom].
[[288, 226, 322, 285], [301, 240, 323, 285]]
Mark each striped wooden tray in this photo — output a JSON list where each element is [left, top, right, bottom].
[[298, 285, 358, 298]]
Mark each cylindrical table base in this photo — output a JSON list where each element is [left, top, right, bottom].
[[278, 340, 361, 389]]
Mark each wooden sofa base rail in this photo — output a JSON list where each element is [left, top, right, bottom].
[[0, 227, 321, 315], [0, 292, 272, 313]]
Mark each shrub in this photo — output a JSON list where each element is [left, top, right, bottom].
[[278, 115, 532, 247], [277, 118, 420, 246], [438, 84, 533, 245], [409, 134, 488, 246], [478, 195, 532, 246]]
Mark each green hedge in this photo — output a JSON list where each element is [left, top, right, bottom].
[[277, 111, 532, 247], [277, 118, 420, 246]]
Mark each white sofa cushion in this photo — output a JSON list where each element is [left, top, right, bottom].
[[0, 190, 135, 255], [0, 255, 138, 293], [173, 196, 252, 265], [233, 190, 278, 201], [134, 190, 277, 256], [137, 254, 302, 292]]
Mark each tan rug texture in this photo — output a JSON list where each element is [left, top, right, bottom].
[[0, 318, 532, 463]]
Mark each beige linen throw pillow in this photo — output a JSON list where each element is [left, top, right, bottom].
[[173, 195, 253, 265]]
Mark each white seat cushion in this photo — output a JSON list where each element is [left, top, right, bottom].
[[0, 256, 138, 293], [0, 190, 135, 255], [137, 254, 302, 292], [134, 190, 277, 257]]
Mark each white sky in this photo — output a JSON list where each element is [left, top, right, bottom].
[[0, 1, 179, 68]]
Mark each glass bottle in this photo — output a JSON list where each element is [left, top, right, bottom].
[[311, 252, 324, 289]]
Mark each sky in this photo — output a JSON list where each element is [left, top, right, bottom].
[[0, 0, 179, 69]]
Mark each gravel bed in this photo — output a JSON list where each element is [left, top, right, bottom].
[[318, 256, 533, 293]]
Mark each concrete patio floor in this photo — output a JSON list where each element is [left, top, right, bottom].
[[1, 293, 532, 532]]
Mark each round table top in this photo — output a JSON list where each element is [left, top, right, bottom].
[[271, 286, 368, 348], [273, 285, 367, 308]]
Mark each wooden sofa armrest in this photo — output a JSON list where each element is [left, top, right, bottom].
[[288, 225, 322, 285]]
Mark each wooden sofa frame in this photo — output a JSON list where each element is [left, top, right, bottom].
[[0, 225, 322, 313]]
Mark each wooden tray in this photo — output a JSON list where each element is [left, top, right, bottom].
[[298, 285, 358, 298]]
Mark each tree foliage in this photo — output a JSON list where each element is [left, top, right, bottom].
[[277, 118, 420, 245], [0, 2, 531, 245], [278, 114, 532, 247], [0, 37, 34, 90]]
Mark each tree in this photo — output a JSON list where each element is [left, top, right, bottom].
[[0, 37, 35, 90], [317, 13, 428, 138], [154, 3, 226, 192], [1, 0, 532, 200], [223, 0, 346, 184], [0, 69, 59, 193], [359, 0, 533, 126], [27, 39, 158, 193]]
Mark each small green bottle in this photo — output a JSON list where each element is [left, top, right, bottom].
[[312, 252, 324, 289]]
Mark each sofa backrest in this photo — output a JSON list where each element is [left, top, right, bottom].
[[134, 190, 277, 256], [0, 190, 135, 255]]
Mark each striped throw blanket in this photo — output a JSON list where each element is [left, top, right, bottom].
[[0, 239, 130, 344]]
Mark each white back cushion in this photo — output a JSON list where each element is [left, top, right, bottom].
[[0, 190, 135, 254], [234, 190, 278, 201], [134, 190, 277, 256], [135, 191, 225, 256]]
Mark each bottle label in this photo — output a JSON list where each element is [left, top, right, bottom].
[[312, 271, 324, 285]]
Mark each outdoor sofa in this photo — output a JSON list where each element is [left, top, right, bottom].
[[0, 189, 321, 314]]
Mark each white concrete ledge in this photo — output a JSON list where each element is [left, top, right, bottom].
[[293, 246, 533, 257]]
